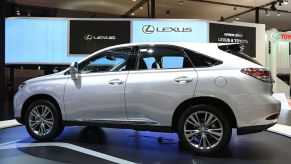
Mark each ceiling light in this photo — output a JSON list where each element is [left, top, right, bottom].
[[140, 6, 143, 10], [266, 9, 270, 16], [179, 0, 184, 5], [233, 6, 237, 10], [283, 0, 288, 4], [131, 12, 135, 16], [235, 17, 239, 21], [277, 11, 281, 16], [132, 0, 136, 1]]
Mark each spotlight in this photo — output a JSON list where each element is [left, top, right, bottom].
[[179, 0, 183, 5], [266, 9, 270, 16], [277, 11, 281, 16], [283, 0, 288, 4], [140, 6, 143, 10], [16, 9, 20, 16], [270, 2, 277, 11], [233, 6, 237, 10], [235, 17, 240, 21], [131, 12, 135, 16]]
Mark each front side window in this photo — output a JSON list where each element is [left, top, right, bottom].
[[79, 48, 131, 74], [136, 46, 193, 70]]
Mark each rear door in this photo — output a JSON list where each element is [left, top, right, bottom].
[[124, 45, 198, 126]]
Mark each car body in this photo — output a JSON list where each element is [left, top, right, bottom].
[[14, 42, 281, 155]]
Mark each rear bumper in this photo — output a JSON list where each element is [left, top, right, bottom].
[[237, 122, 276, 135]]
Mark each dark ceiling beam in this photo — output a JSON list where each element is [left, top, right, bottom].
[[123, 0, 147, 17]]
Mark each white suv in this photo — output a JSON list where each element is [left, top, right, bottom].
[[14, 42, 280, 155]]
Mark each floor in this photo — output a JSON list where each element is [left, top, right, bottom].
[[0, 126, 291, 164]]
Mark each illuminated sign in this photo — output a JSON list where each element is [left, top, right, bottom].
[[209, 23, 256, 57], [272, 32, 291, 41], [132, 20, 208, 43], [69, 20, 131, 55]]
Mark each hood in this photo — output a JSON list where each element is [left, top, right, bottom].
[[26, 71, 68, 83]]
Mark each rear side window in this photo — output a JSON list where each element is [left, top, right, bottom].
[[218, 44, 261, 65], [183, 49, 222, 67], [136, 46, 194, 70]]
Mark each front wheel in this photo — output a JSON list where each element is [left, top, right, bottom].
[[25, 100, 64, 141], [177, 104, 232, 156]]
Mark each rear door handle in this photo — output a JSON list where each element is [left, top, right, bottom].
[[174, 76, 193, 83], [108, 79, 124, 85]]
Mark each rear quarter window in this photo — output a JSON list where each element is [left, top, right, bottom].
[[183, 49, 222, 67]]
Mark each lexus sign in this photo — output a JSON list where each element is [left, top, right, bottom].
[[69, 20, 130, 55]]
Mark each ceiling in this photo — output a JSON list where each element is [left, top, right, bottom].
[[14, 0, 291, 31]]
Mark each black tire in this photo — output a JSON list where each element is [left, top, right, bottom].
[[177, 104, 232, 156], [25, 99, 64, 141]]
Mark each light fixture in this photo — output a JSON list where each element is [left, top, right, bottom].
[[220, 16, 224, 21], [140, 6, 143, 10], [179, 0, 184, 5], [166, 10, 171, 18], [277, 11, 281, 16], [270, 2, 277, 11], [131, 12, 135, 16], [132, 0, 136, 1], [233, 6, 237, 10], [283, 0, 288, 5], [235, 17, 239, 21], [27, 10, 31, 16], [16, 9, 20, 16], [38, 66, 41, 70], [266, 9, 270, 16]]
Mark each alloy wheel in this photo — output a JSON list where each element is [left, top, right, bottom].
[[28, 105, 54, 136], [184, 111, 223, 150]]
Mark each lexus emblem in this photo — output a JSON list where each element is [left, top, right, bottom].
[[84, 34, 93, 41], [142, 25, 155, 34]]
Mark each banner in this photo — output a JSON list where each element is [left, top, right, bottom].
[[69, 20, 131, 55], [209, 23, 256, 57]]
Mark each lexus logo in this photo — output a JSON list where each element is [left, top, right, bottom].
[[142, 25, 155, 34], [84, 34, 93, 41], [142, 25, 192, 34], [84, 34, 116, 41]]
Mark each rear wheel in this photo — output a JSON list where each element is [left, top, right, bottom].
[[177, 104, 231, 156], [25, 100, 64, 141]]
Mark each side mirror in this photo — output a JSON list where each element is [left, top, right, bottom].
[[70, 62, 79, 80]]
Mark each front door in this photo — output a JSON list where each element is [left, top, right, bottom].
[[64, 48, 132, 122]]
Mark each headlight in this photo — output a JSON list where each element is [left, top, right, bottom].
[[18, 82, 26, 90]]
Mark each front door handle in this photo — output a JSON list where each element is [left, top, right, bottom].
[[174, 76, 193, 83], [108, 79, 124, 85]]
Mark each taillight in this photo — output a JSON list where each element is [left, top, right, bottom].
[[241, 68, 271, 82]]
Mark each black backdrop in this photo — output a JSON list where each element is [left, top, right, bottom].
[[209, 23, 256, 57], [69, 20, 131, 55]]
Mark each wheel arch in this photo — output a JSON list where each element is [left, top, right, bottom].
[[20, 94, 63, 124], [172, 96, 237, 132]]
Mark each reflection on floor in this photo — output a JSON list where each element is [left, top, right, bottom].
[[0, 126, 291, 164]]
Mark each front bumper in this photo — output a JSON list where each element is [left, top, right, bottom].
[[237, 122, 276, 135]]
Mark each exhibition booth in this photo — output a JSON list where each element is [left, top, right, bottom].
[[1, 17, 291, 163]]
